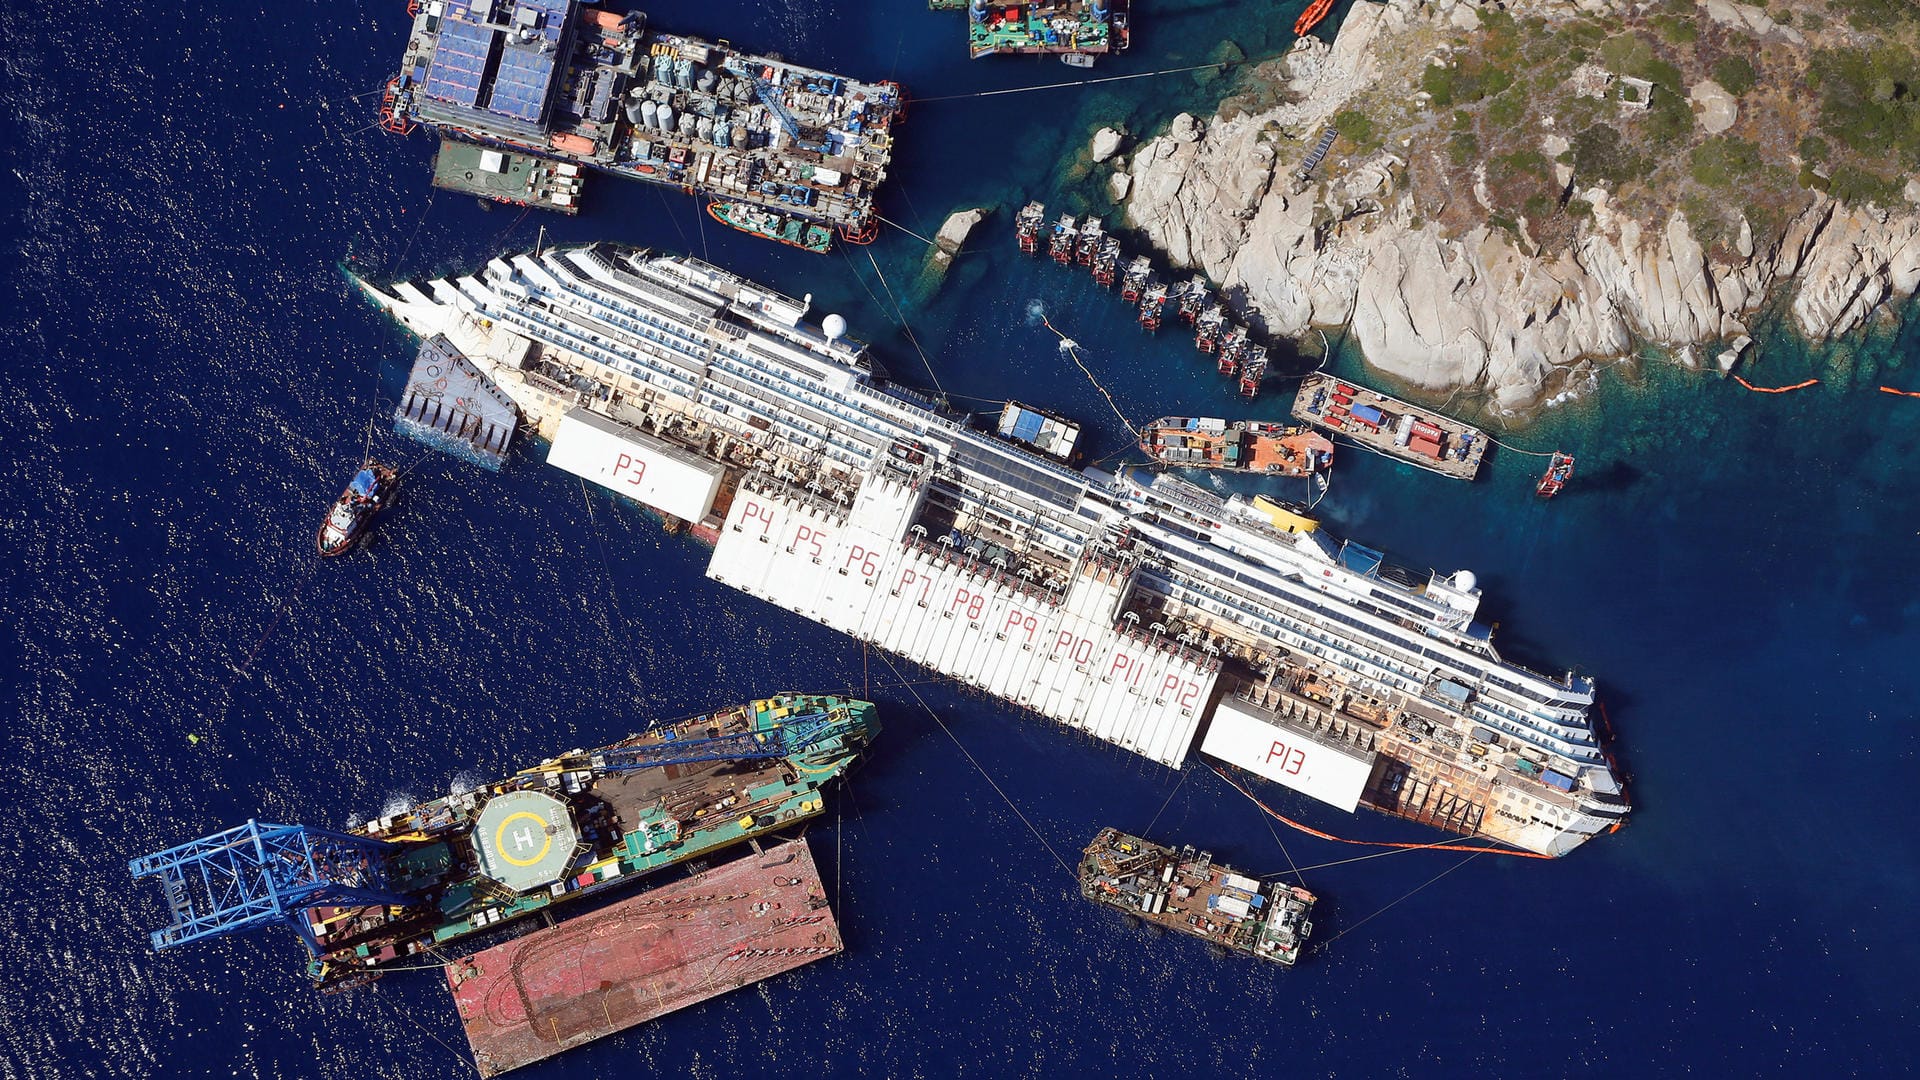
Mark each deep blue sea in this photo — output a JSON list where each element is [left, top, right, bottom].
[[4, 0, 1917, 1076]]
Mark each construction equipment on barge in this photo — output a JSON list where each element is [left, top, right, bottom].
[[1016, 200, 1047, 254], [1139, 417, 1333, 477], [1138, 281, 1168, 331], [1079, 828, 1315, 965], [962, 0, 1132, 63], [1292, 372, 1489, 481], [1049, 213, 1079, 264], [1075, 217, 1105, 267], [1091, 236, 1122, 288], [1014, 211, 1279, 398], [382, 0, 904, 249], [129, 694, 878, 990]]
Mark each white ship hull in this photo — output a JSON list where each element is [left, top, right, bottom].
[[355, 245, 1630, 855]]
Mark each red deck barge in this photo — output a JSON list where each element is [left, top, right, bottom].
[[447, 839, 842, 1076]]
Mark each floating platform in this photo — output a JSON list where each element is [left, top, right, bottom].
[[1079, 827, 1315, 965], [431, 140, 584, 214], [447, 839, 842, 1077], [1139, 416, 1332, 477], [1291, 372, 1488, 480], [393, 335, 520, 470], [997, 401, 1081, 461]]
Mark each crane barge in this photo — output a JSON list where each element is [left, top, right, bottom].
[[129, 694, 877, 991]]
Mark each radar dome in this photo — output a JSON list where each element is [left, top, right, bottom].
[[1451, 570, 1478, 592], [822, 313, 848, 339]]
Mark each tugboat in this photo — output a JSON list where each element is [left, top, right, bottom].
[[1076, 217, 1104, 267], [708, 201, 834, 254], [1138, 282, 1168, 332], [1536, 451, 1575, 498], [1120, 256, 1151, 302], [1050, 213, 1079, 264], [317, 462, 397, 557], [1016, 201, 1047, 255], [1092, 237, 1122, 288]]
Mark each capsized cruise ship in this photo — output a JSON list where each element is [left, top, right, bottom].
[[355, 244, 1630, 856]]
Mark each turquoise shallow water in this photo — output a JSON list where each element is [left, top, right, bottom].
[[4, 0, 1918, 1075]]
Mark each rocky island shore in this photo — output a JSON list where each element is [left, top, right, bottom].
[[1106, 0, 1920, 409]]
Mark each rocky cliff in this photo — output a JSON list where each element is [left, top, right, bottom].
[[1112, 0, 1920, 409]]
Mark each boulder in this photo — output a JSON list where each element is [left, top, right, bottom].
[[1688, 79, 1738, 134], [1109, 171, 1133, 202], [1091, 127, 1125, 163], [931, 207, 988, 267]]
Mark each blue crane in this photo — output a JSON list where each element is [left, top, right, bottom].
[[722, 58, 828, 154], [128, 820, 411, 954]]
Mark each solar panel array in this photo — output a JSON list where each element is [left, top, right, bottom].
[[490, 45, 557, 122], [421, 20, 492, 108]]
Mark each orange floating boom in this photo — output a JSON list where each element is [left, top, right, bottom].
[[1208, 763, 1554, 859], [1294, 0, 1336, 36], [1733, 375, 1820, 393], [1880, 385, 1920, 398]]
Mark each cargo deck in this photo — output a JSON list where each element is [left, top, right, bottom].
[[430, 140, 584, 214], [447, 839, 841, 1077], [1079, 827, 1315, 965], [965, 0, 1130, 59], [1291, 372, 1488, 480]]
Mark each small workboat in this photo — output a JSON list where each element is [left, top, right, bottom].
[[317, 463, 397, 556], [1535, 452, 1574, 499]]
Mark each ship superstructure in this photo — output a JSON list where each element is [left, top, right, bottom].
[[383, 0, 902, 245], [356, 244, 1630, 856]]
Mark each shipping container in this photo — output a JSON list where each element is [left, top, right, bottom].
[[1409, 435, 1444, 458], [1349, 403, 1384, 427], [1411, 419, 1444, 442], [1541, 770, 1575, 792], [547, 408, 724, 522]]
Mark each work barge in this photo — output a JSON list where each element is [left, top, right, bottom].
[[963, 0, 1132, 62], [384, 0, 904, 246], [1292, 372, 1489, 480], [450, 839, 841, 1077], [356, 243, 1631, 858], [1079, 828, 1315, 965]]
